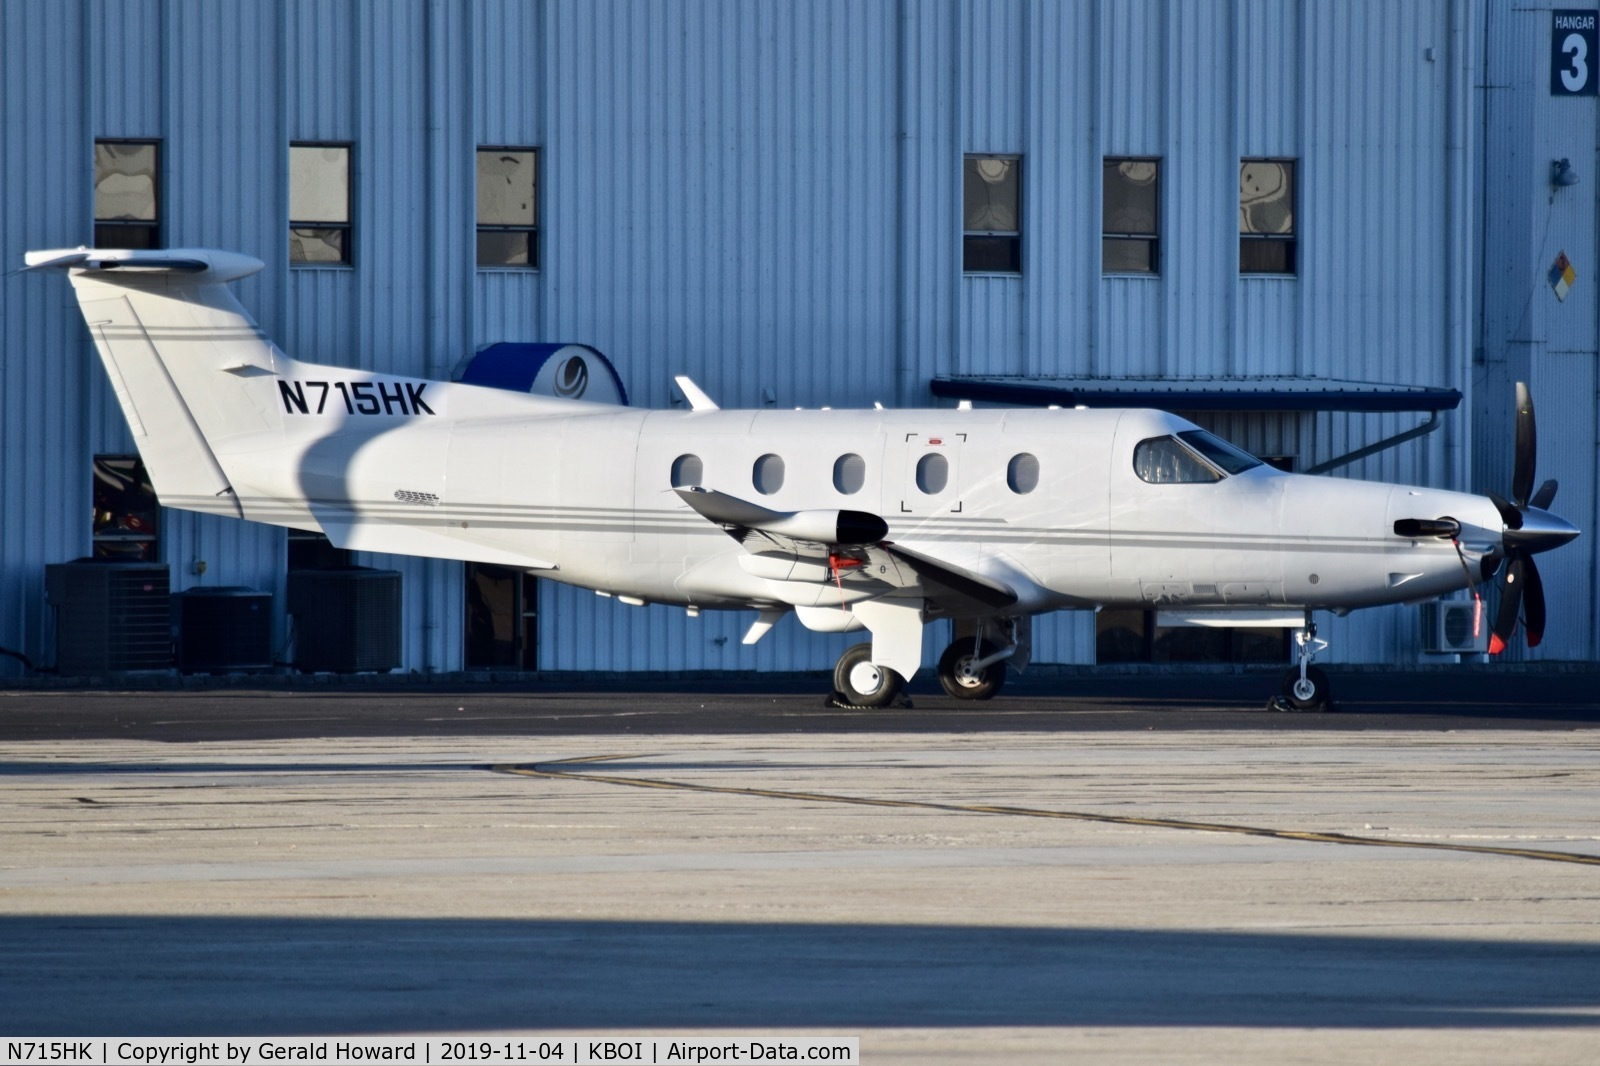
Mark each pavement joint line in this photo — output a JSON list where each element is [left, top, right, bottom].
[[490, 759, 1600, 869]]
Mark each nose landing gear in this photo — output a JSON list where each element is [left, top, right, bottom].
[[1272, 614, 1332, 712]]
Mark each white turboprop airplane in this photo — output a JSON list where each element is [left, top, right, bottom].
[[25, 248, 1580, 709]]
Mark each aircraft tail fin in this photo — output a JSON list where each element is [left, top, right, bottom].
[[25, 248, 284, 519]]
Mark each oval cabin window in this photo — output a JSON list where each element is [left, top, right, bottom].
[[670, 454, 703, 488], [916, 452, 949, 495], [753, 453, 785, 495], [1007, 452, 1039, 494], [833, 453, 866, 495]]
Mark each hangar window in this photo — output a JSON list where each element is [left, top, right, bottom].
[[290, 143, 352, 265], [833, 454, 866, 495], [1133, 437, 1223, 484], [1007, 453, 1040, 494], [1240, 159, 1296, 274], [916, 453, 949, 494], [670, 454, 703, 488], [963, 155, 1021, 273], [94, 141, 161, 249], [753, 454, 785, 495], [1102, 158, 1159, 274], [477, 147, 538, 268], [92, 455, 159, 560]]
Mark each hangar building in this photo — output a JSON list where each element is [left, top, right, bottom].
[[0, 0, 1594, 677]]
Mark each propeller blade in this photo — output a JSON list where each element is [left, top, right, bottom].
[[1489, 554, 1525, 656], [1523, 556, 1546, 649], [1512, 381, 1536, 508], [1486, 491, 1523, 530], [1479, 547, 1504, 584], [1529, 479, 1558, 511]]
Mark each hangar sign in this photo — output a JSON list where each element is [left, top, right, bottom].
[[1552, 10, 1599, 95]]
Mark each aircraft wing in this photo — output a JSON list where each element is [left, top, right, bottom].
[[675, 486, 1017, 615], [674, 486, 887, 556], [873, 542, 1017, 610]]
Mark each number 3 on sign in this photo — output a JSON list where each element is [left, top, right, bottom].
[[1552, 11, 1599, 95], [1562, 32, 1588, 92]]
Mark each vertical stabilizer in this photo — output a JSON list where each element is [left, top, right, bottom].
[[25, 249, 283, 519]]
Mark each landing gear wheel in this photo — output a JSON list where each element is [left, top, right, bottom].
[[937, 639, 1007, 700], [832, 642, 905, 709], [1279, 665, 1330, 712]]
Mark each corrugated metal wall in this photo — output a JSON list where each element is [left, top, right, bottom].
[[3, 0, 1584, 677], [1478, 0, 1597, 662]]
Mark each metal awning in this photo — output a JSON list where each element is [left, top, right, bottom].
[[930, 376, 1463, 413]]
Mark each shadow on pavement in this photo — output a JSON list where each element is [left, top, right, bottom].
[[5, 915, 1599, 1035]]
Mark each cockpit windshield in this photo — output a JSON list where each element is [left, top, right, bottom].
[[1176, 430, 1263, 475], [1133, 437, 1222, 484], [1133, 430, 1264, 484]]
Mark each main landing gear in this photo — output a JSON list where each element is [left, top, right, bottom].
[[830, 624, 1018, 708], [831, 642, 906, 708], [1272, 613, 1332, 712], [936, 635, 1010, 700]]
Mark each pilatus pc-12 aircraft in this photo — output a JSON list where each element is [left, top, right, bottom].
[[26, 248, 1580, 710]]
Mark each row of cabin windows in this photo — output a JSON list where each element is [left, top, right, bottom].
[[93, 141, 538, 268], [966, 155, 1298, 276], [671, 452, 1042, 497]]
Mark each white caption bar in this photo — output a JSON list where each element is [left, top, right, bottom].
[[3, 1038, 861, 1066]]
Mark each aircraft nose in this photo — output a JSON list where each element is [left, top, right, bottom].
[[1504, 508, 1581, 556]]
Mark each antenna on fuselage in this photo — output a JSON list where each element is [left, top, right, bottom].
[[673, 375, 720, 412]]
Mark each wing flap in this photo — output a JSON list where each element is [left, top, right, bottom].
[[877, 543, 1018, 611]]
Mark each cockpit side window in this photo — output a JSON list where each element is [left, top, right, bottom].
[[1133, 436, 1223, 484], [1177, 429, 1263, 474]]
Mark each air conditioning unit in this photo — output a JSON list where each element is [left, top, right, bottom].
[[1420, 600, 1488, 654], [287, 567, 402, 673], [45, 560, 172, 673], [173, 587, 274, 673]]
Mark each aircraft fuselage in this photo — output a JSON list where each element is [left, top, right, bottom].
[[228, 363, 1500, 620]]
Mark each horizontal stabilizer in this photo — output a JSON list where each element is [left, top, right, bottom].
[[24, 247, 264, 283]]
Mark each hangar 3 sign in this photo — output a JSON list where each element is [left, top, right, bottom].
[[1553, 9, 1599, 95]]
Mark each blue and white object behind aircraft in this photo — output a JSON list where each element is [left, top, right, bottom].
[[25, 248, 1578, 709]]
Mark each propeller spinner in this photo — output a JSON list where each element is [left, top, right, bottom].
[[1485, 383, 1579, 653]]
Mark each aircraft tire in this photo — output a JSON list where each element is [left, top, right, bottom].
[[1279, 665, 1330, 712], [832, 642, 904, 709], [937, 639, 1007, 701]]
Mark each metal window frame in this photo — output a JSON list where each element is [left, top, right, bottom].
[[475, 145, 540, 270], [91, 453, 161, 561], [92, 138, 162, 248], [289, 141, 355, 267], [1239, 156, 1297, 276], [1101, 155, 1161, 276], [962, 153, 1023, 275]]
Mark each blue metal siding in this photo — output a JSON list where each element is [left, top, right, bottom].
[[1023, 0, 1097, 380], [473, 0, 544, 348], [1478, 0, 1595, 663], [1, 1, 93, 671], [538, 0, 906, 671], [3, 0, 1580, 675]]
